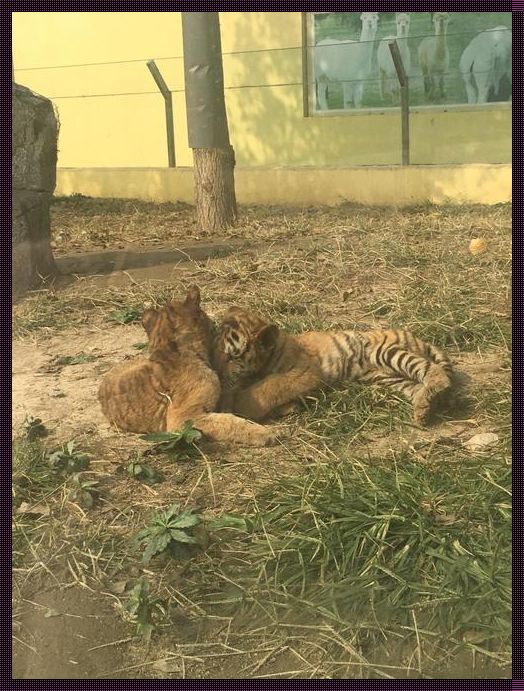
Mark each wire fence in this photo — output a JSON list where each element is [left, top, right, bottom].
[[15, 28, 509, 72], [16, 32, 512, 109], [14, 21, 511, 166]]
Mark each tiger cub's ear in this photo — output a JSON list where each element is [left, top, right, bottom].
[[141, 308, 159, 336], [185, 285, 201, 307], [256, 324, 279, 348]]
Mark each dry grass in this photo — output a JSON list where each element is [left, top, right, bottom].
[[13, 198, 511, 679]]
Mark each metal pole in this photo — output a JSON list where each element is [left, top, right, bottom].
[[301, 13, 310, 117], [388, 40, 410, 166], [147, 60, 176, 168]]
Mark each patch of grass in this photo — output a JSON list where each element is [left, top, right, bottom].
[[184, 450, 511, 672], [13, 200, 511, 678], [12, 438, 67, 567], [299, 384, 413, 448], [12, 282, 178, 339], [54, 353, 97, 366], [106, 307, 142, 325]]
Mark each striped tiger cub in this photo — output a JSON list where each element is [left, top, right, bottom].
[[215, 306, 454, 426], [98, 287, 277, 446]]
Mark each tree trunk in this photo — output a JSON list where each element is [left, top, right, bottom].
[[181, 12, 237, 233], [194, 145, 237, 232]]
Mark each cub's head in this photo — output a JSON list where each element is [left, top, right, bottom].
[[216, 307, 279, 388], [141, 285, 214, 350]]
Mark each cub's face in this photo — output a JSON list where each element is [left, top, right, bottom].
[[217, 308, 279, 389], [142, 285, 214, 350]]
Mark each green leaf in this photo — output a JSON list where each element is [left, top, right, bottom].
[[79, 490, 94, 509], [55, 353, 96, 366], [164, 502, 182, 520], [168, 529, 199, 544], [140, 432, 181, 443], [106, 307, 141, 325], [179, 421, 202, 443], [207, 514, 249, 532], [136, 621, 154, 641], [170, 512, 200, 529], [135, 526, 154, 543], [132, 342, 148, 351], [142, 532, 172, 563], [127, 461, 163, 485]]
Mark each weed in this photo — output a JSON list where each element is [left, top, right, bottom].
[[126, 460, 164, 485], [69, 474, 101, 509], [140, 422, 202, 460], [47, 441, 90, 474], [122, 578, 166, 640], [55, 353, 97, 366], [23, 415, 48, 442], [135, 503, 202, 564], [106, 307, 142, 325]]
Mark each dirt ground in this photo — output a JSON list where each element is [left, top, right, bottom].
[[12, 198, 511, 679]]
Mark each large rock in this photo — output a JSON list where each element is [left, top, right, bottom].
[[12, 83, 58, 299]]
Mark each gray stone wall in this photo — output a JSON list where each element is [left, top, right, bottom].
[[13, 83, 58, 300]]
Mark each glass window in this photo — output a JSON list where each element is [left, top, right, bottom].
[[305, 12, 512, 114]]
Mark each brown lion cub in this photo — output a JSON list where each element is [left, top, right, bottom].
[[216, 307, 454, 426], [98, 287, 277, 446]]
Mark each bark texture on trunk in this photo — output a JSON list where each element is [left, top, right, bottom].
[[193, 145, 237, 233]]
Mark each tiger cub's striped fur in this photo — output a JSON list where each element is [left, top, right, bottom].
[[216, 306, 454, 426], [98, 287, 277, 446]]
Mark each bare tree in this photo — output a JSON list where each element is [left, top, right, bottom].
[[182, 12, 237, 232]]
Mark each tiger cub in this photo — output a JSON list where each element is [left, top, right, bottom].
[[98, 287, 277, 446], [215, 306, 454, 426]]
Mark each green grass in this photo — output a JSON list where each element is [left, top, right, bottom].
[[12, 438, 66, 568], [182, 449, 511, 675]]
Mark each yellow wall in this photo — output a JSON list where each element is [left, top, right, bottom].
[[56, 164, 512, 207], [13, 12, 511, 169]]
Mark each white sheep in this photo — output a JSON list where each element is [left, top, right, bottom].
[[459, 26, 512, 104], [377, 13, 411, 104], [315, 12, 379, 110], [418, 12, 450, 101]]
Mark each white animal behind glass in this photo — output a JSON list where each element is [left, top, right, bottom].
[[418, 12, 450, 101], [315, 12, 379, 110], [377, 12, 411, 105], [459, 26, 512, 104]]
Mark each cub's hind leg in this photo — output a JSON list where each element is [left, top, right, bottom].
[[411, 365, 453, 425], [366, 346, 453, 425]]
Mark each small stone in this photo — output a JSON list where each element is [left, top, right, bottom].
[[464, 432, 499, 452]]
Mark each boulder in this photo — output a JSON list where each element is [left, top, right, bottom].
[[12, 83, 58, 299]]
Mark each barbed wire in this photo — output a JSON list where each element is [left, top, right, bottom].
[[46, 68, 511, 101], [15, 27, 511, 72]]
